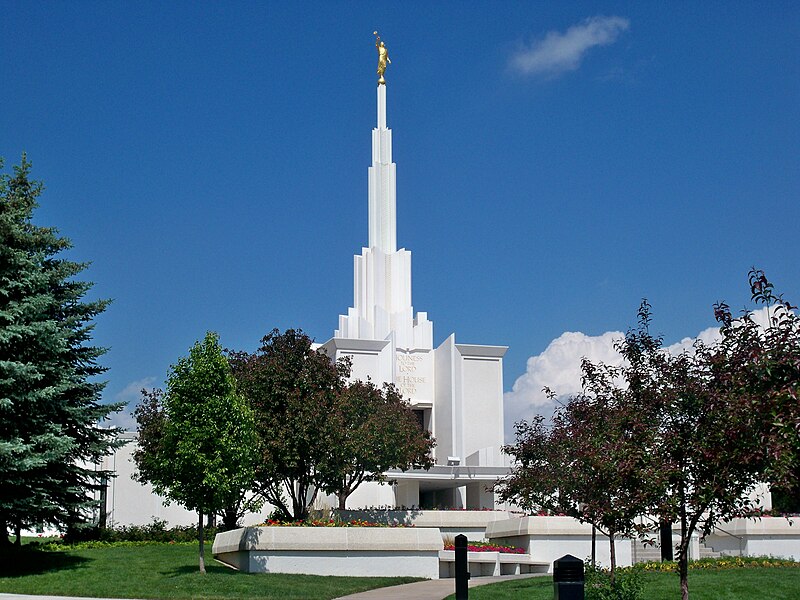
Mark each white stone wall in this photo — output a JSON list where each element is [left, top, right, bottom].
[[458, 345, 506, 461], [705, 517, 800, 561], [103, 435, 266, 528], [486, 516, 633, 572], [104, 436, 197, 527]]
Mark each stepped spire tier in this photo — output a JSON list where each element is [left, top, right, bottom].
[[335, 84, 433, 350], [369, 85, 396, 253]]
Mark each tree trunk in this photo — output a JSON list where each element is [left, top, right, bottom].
[[292, 482, 305, 521], [591, 525, 596, 565], [198, 511, 206, 574], [14, 524, 21, 547], [338, 491, 347, 511], [660, 520, 674, 561], [679, 549, 689, 600], [221, 506, 239, 530], [609, 531, 616, 586], [0, 517, 11, 547]]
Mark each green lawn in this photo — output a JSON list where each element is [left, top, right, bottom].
[[444, 567, 800, 599], [5, 544, 799, 600], [0, 543, 421, 599]]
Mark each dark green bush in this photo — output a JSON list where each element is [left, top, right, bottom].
[[63, 519, 222, 544], [585, 562, 643, 600]]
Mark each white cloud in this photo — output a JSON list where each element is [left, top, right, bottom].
[[665, 307, 773, 355], [504, 330, 625, 438], [504, 307, 775, 441], [103, 376, 157, 432], [510, 16, 630, 76]]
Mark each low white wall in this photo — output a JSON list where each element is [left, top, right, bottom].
[[212, 526, 443, 579], [337, 509, 516, 541], [438, 550, 549, 578], [706, 517, 800, 561], [486, 516, 632, 572]]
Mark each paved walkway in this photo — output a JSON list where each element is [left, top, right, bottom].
[[334, 573, 547, 600]]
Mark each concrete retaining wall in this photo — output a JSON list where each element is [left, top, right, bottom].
[[486, 516, 633, 572], [212, 526, 444, 578]]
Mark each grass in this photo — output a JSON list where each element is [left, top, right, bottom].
[[6, 542, 799, 600], [0, 542, 421, 599], [444, 566, 800, 599]]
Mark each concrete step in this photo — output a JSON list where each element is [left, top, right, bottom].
[[699, 546, 721, 559], [633, 538, 722, 563]]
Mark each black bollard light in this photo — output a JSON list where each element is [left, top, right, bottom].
[[455, 533, 470, 600], [553, 554, 584, 600]]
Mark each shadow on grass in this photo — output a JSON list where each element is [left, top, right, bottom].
[[0, 547, 91, 578], [160, 562, 244, 577]]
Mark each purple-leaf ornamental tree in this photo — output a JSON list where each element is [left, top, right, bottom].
[[319, 380, 435, 510], [499, 270, 799, 600]]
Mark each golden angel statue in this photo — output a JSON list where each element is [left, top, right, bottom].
[[374, 31, 391, 84]]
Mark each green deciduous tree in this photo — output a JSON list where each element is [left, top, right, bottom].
[[320, 380, 435, 510], [133, 332, 259, 573], [0, 156, 122, 544]]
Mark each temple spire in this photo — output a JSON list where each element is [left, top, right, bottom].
[[368, 84, 396, 253], [333, 42, 432, 350]]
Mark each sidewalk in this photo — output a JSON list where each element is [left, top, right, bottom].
[[334, 573, 547, 600]]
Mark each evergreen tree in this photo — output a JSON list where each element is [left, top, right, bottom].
[[0, 156, 122, 543]]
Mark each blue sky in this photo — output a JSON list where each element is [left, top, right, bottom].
[[2, 2, 798, 433]]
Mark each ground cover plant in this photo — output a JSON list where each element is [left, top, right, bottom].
[[0, 542, 421, 599], [445, 559, 800, 600]]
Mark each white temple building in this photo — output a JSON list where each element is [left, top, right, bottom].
[[97, 79, 510, 528], [317, 82, 510, 511]]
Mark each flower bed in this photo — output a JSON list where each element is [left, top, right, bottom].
[[259, 518, 409, 527], [636, 556, 800, 572], [443, 540, 524, 554], [347, 505, 508, 512]]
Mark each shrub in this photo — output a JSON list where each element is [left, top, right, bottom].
[[59, 519, 222, 545], [585, 562, 643, 600]]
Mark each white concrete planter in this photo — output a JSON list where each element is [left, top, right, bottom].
[[212, 526, 444, 579], [705, 517, 800, 561], [486, 516, 633, 572], [437, 549, 549, 578]]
